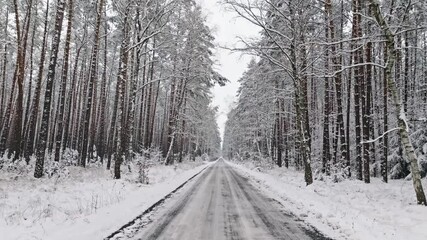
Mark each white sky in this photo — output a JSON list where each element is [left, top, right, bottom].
[[197, 0, 261, 142]]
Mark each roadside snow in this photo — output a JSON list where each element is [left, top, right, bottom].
[[0, 161, 213, 240], [229, 161, 427, 240]]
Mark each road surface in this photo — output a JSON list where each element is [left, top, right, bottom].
[[130, 160, 330, 240]]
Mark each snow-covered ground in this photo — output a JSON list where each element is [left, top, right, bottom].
[[0, 160, 213, 240], [229, 160, 427, 240]]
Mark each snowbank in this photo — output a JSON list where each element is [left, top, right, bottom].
[[229, 161, 427, 240], [0, 160, 213, 240]]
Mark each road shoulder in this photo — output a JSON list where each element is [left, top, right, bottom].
[[227, 160, 427, 240], [27, 161, 214, 240]]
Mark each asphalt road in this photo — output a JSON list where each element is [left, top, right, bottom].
[[131, 160, 330, 240]]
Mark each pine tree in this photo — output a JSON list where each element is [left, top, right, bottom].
[[34, 0, 66, 178]]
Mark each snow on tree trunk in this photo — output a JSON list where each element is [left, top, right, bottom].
[[369, 0, 427, 205]]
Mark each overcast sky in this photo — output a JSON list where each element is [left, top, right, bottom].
[[197, 0, 261, 142]]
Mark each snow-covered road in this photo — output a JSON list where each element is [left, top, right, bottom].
[[128, 160, 329, 240]]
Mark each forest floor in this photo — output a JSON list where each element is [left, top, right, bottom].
[[0, 158, 212, 240], [230, 160, 427, 240]]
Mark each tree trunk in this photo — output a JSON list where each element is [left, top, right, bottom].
[[145, 39, 157, 149], [24, 0, 49, 163], [80, 0, 104, 167], [34, 0, 66, 178], [322, 0, 331, 174], [363, 38, 372, 183], [0, 8, 8, 131], [8, 0, 33, 160], [275, 77, 283, 168], [369, 0, 426, 205], [352, 0, 363, 180], [113, 2, 130, 179], [97, 8, 108, 163], [382, 43, 389, 183], [54, 0, 74, 162]]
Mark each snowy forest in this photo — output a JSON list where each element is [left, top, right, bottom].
[[0, 0, 223, 179], [223, 0, 427, 205], [1, 0, 427, 239]]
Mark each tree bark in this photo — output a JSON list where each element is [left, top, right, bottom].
[[80, 0, 104, 167], [113, 1, 130, 179], [54, 0, 74, 162], [352, 0, 364, 180], [34, 0, 66, 178], [23, 0, 50, 163], [7, 0, 33, 160]]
